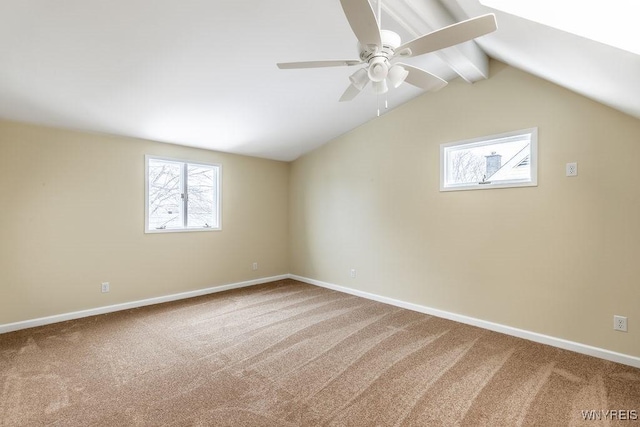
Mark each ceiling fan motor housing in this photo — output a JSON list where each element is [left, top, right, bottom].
[[360, 30, 402, 83]]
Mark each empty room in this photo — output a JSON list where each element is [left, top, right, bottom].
[[1, 0, 639, 425]]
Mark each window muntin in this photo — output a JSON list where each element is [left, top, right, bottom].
[[145, 156, 221, 233], [440, 128, 538, 191]]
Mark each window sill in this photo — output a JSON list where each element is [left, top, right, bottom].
[[440, 180, 537, 192], [144, 227, 222, 234]]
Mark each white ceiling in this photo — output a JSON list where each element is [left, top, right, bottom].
[[0, 1, 638, 161]]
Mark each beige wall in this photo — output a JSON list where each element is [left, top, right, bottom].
[[289, 61, 640, 358], [2, 60, 640, 359], [0, 121, 289, 324]]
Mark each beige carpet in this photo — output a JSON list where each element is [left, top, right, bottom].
[[1, 279, 639, 426]]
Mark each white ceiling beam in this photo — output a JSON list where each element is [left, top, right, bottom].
[[382, 0, 490, 82]]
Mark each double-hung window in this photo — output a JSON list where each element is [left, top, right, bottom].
[[145, 155, 221, 233]]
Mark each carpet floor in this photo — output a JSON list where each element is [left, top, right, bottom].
[[1, 279, 639, 426]]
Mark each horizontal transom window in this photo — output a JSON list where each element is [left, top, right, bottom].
[[440, 128, 538, 191]]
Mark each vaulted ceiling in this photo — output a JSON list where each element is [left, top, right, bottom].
[[0, 0, 638, 161]]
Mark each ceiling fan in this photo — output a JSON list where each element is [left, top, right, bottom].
[[277, 0, 497, 102]]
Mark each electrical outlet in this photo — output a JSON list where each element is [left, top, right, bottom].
[[101, 282, 110, 293], [252, 262, 258, 271], [350, 269, 356, 279], [566, 162, 578, 177], [614, 315, 628, 332]]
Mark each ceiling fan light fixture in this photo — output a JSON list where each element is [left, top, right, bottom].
[[388, 65, 409, 88], [372, 79, 388, 95], [367, 57, 388, 82], [349, 68, 369, 91]]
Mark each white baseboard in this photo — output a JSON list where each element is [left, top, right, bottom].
[[4, 273, 639, 369], [0, 274, 289, 334], [290, 274, 640, 369]]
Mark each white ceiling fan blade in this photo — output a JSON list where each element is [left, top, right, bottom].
[[339, 83, 365, 102], [277, 60, 362, 69], [395, 14, 497, 58], [397, 63, 447, 92], [340, 0, 382, 50]]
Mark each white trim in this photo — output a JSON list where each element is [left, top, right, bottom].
[[0, 275, 288, 334], [290, 274, 640, 369]]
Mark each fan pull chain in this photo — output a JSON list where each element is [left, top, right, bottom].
[[376, 94, 389, 117]]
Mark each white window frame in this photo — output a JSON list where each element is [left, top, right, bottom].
[[440, 127, 538, 192], [145, 155, 222, 233]]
